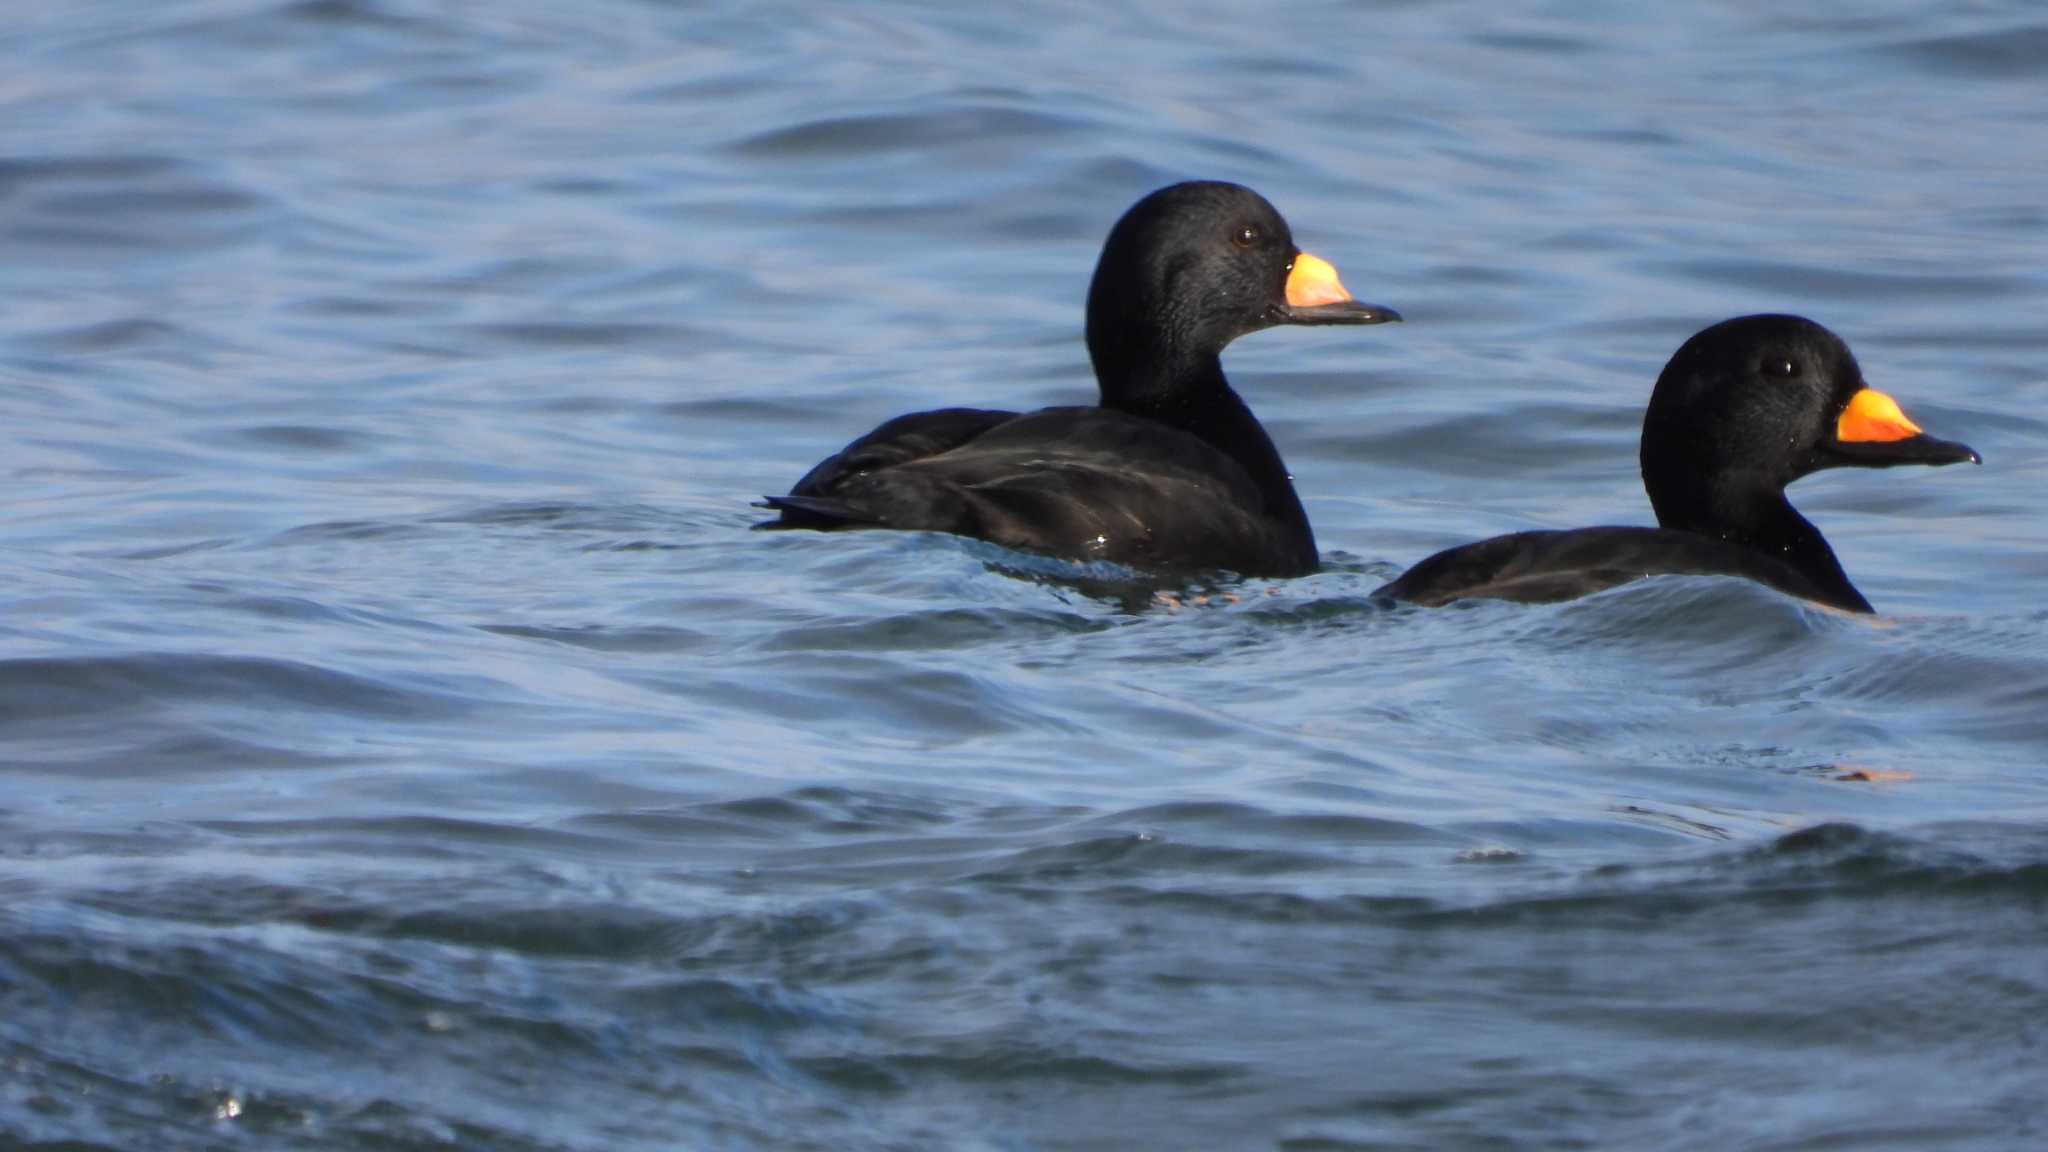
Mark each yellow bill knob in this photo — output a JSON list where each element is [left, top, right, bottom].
[[1284, 252, 1353, 308], [1837, 387, 1925, 444]]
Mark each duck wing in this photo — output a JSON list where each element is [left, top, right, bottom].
[[763, 407, 1307, 576], [1373, 526, 1862, 611]]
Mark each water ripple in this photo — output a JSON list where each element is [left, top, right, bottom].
[[4, 2, 2046, 1148]]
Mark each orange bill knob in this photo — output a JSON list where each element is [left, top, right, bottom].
[[1836, 388, 1924, 444], [1284, 252, 1352, 308]]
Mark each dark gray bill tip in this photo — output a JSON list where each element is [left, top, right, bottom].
[[1831, 433, 1981, 469], [1281, 299, 1402, 326], [1913, 434, 1982, 467]]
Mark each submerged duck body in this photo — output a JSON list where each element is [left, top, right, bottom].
[[1374, 315, 1979, 613], [758, 181, 1399, 578]]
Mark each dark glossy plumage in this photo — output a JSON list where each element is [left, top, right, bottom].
[[757, 181, 1399, 578], [1374, 315, 1980, 613]]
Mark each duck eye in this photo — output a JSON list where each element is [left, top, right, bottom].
[[1233, 225, 1259, 248], [1762, 357, 1800, 378]]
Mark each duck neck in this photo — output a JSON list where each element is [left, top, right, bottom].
[[1657, 486, 1871, 613], [1103, 350, 1315, 568]]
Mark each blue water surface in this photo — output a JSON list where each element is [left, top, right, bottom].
[[3, 2, 2045, 1149]]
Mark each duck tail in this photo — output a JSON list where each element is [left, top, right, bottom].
[[752, 494, 884, 531]]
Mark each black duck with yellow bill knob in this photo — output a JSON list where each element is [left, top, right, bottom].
[[1374, 315, 1978, 613], [758, 181, 1399, 578]]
